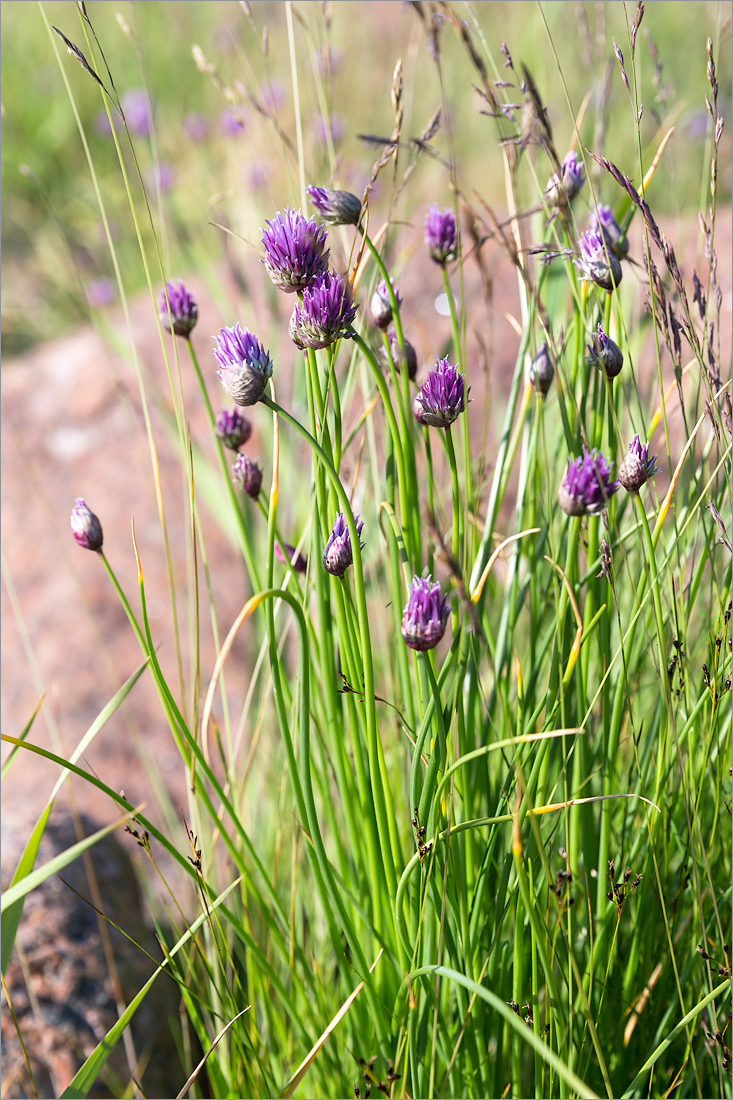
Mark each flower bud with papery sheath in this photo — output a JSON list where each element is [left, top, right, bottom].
[[544, 150, 584, 207], [71, 498, 103, 551], [618, 435, 660, 493], [232, 453, 263, 499], [401, 575, 450, 651], [586, 324, 624, 379], [323, 512, 364, 578], [158, 280, 198, 336], [306, 185, 362, 226], [370, 279, 401, 331], [214, 324, 273, 406], [215, 408, 252, 450], [378, 325, 418, 380], [529, 341, 554, 395]]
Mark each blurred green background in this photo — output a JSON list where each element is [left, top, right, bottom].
[[2, 0, 730, 354]]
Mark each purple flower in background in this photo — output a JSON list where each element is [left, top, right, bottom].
[[312, 112, 345, 145], [94, 110, 115, 137], [246, 161, 269, 189], [259, 79, 286, 113], [425, 204, 458, 265], [121, 88, 152, 137], [183, 112, 209, 143], [261, 207, 330, 293], [215, 408, 252, 450], [289, 271, 357, 350], [275, 540, 307, 573], [85, 278, 116, 308], [219, 109, 246, 136], [588, 204, 628, 259], [146, 162, 175, 193], [575, 230, 623, 291], [529, 341, 554, 396], [306, 185, 362, 226], [413, 357, 466, 428], [401, 575, 450, 652], [558, 449, 619, 517], [323, 512, 364, 578], [378, 325, 418, 380], [586, 324, 624, 379], [71, 499, 103, 552], [158, 280, 198, 337], [370, 279, 401, 331], [214, 324, 273, 406], [618, 435, 660, 493], [231, 453, 263, 499], [544, 150, 584, 208]]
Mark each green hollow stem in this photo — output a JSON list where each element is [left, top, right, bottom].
[[260, 394, 399, 909]]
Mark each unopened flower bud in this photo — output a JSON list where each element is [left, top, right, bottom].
[[71, 498, 103, 551], [370, 279, 401, 330], [544, 151, 584, 208], [323, 512, 364, 578], [378, 325, 417, 380], [158, 280, 198, 336], [529, 341, 554, 395], [215, 408, 252, 450], [306, 185, 362, 226], [232, 453, 263, 499], [618, 435, 660, 493], [586, 324, 624, 379], [425, 204, 458, 265]]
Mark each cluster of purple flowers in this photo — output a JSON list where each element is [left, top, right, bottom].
[[413, 358, 467, 428]]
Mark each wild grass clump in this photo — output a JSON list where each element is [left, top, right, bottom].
[[2, 3, 731, 1098]]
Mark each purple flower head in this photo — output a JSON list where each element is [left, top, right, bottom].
[[215, 408, 252, 450], [231, 453, 263, 499], [312, 112, 345, 145], [323, 512, 365, 578], [275, 540, 307, 574], [371, 278, 401, 331], [401, 575, 451, 652], [575, 230, 623, 291], [529, 341, 554, 396], [71, 498, 103, 552], [158, 280, 198, 337], [219, 109, 246, 136], [183, 112, 209, 143], [558, 448, 619, 517], [214, 324, 273, 406], [544, 150, 584, 208], [259, 79, 286, 113], [121, 88, 152, 137], [588, 204, 628, 259], [618, 435, 660, 493], [261, 207, 330, 293], [86, 278, 116, 309], [94, 110, 115, 137], [413, 357, 467, 428], [425, 204, 458, 265], [586, 324, 624, 379], [379, 325, 417, 380], [306, 185, 362, 227], [289, 271, 357, 350]]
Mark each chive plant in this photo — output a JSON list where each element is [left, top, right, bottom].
[[3, 3, 731, 1099]]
